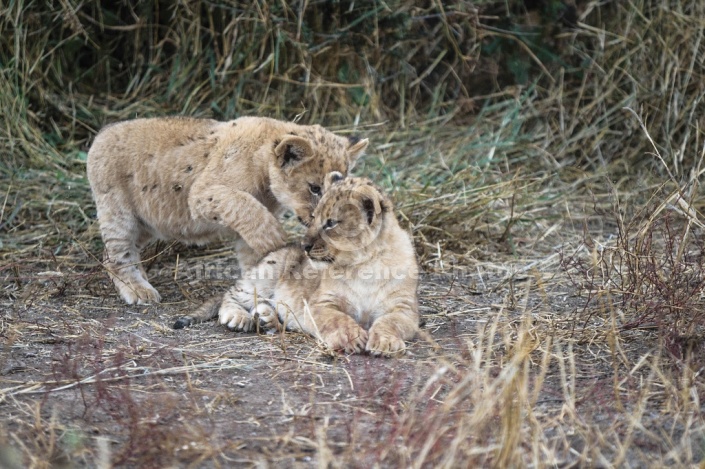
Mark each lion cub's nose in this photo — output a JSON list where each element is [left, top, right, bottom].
[[303, 242, 313, 254]]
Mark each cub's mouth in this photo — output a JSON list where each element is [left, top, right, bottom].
[[304, 243, 334, 263]]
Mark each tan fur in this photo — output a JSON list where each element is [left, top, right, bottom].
[[214, 175, 419, 356], [87, 117, 368, 304]]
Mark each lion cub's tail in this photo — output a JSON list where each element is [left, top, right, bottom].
[[173, 296, 222, 329]]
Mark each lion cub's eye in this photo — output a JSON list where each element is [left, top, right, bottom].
[[324, 219, 338, 230], [309, 184, 322, 196]]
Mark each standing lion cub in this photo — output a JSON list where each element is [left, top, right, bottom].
[[174, 174, 420, 356], [87, 116, 368, 305]]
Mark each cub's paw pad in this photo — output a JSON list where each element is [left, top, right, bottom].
[[366, 332, 407, 357]]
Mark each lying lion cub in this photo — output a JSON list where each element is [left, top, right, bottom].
[[87, 116, 368, 305], [174, 174, 419, 356]]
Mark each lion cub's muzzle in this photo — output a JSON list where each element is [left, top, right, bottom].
[[303, 237, 332, 262]]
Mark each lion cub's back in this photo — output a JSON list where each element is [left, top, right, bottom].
[[87, 117, 219, 178]]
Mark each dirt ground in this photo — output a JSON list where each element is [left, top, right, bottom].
[[4, 229, 700, 468]]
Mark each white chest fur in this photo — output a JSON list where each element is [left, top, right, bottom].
[[320, 260, 414, 328]]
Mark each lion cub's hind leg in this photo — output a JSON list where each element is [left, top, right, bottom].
[[96, 193, 160, 305], [219, 287, 256, 331], [218, 248, 295, 332], [218, 283, 281, 332]]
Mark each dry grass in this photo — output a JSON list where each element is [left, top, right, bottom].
[[2, 0, 705, 467]]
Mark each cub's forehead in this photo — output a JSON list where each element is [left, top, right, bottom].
[[305, 128, 349, 166], [315, 186, 348, 217], [295, 156, 347, 179], [316, 178, 379, 214], [334, 178, 377, 192]]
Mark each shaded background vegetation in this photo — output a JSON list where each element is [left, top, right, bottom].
[[2, 0, 703, 172]]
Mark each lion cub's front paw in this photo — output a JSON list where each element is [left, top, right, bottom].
[[366, 329, 407, 357], [116, 280, 161, 305], [218, 303, 255, 332], [321, 322, 368, 354]]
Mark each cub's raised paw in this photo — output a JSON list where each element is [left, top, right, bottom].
[[219, 303, 255, 332], [366, 329, 407, 357], [321, 323, 368, 354], [251, 226, 288, 258]]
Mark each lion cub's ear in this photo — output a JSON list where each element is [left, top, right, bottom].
[[362, 197, 382, 225], [359, 185, 383, 225], [323, 171, 344, 192], [346, 136, 369, 169], [275, 136, 314, 172]]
